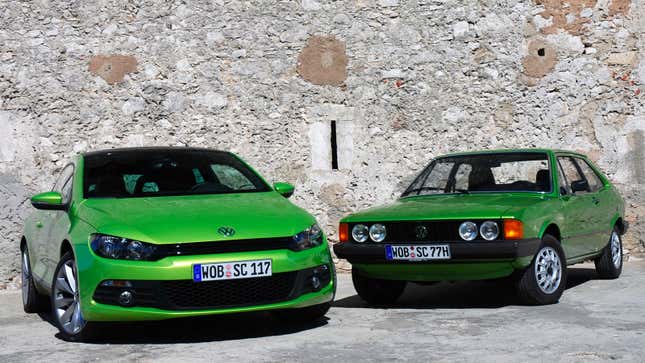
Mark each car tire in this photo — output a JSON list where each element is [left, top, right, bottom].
[[516, 234, 567, 305], [594, 227, 623, 279], [51, 252, 98, 342], [352, 267, 406, 305], [21, 245, 49, 313], [275, 302, 331, 323]]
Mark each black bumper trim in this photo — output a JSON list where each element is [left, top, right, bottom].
[[92, 265, 333, 310], [333, 239, 541, 264]]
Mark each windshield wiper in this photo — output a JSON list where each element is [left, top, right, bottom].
[[402, 186, 443, 196]]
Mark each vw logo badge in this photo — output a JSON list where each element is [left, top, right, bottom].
[[415, 225, 428, 239], [217, 226, 236, 237]]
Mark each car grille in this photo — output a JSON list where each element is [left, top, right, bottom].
[[93, 265, 332, 311], [149, 237, 293, 260], [347, 220, 505, 242], [161, 272, 297, 309]]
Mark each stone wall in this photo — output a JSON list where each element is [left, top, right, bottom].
[[0, 0, 643, 286]]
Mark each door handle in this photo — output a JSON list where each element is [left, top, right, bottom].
[[36, 221, 43, 228]]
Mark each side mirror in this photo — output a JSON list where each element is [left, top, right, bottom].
[[31, 191, 66, 210], [273, 182, 295, 198], [570, 180, 589, 193]]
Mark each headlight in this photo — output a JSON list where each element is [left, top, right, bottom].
[[90, 234, 157, 260], [480, 221, 499, 241], [458, 221, 478, 241], [351, 224, 369, 243], [291, 224, 324, 251], [369, 224, 387, 242]]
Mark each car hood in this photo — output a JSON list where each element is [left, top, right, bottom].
[[75, 192, 316, 244], [343, 193, 550, 222]]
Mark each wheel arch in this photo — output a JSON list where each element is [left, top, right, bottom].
[[539, 222, 561, 242], [612, 215, 626, 235], [60, 239, 74, 258]]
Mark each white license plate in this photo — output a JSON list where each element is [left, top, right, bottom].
[[385, 245, 451, 261], [193, 259, 272, 282]]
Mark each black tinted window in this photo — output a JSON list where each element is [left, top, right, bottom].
[[83, 149, 270, 198]]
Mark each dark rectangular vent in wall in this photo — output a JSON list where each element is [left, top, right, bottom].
[[330, 121, 338, 170]]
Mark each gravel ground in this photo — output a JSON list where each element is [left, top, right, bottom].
[[1, 261, 644, 362]]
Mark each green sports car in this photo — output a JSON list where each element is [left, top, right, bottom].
[[334, 149, 626, 305], [21, 147, 335, 341]]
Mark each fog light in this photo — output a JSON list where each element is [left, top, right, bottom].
[[311, 276, 321, 290], [118, 290, 134, 306]]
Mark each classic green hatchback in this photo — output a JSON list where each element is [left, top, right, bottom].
[[334, 149, 626, 305], [21, 147, 335, 341]]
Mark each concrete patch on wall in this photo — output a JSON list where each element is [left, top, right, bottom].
[[307, 104, 355, 171], [88, 55, 138, 84], [309, 121, 332, 171], [0, 173, 29, 289], [297, 36, 348, 86], [0, 112, 16, 162], [522, 39, 558, 79], [627, 129, 645, 184]]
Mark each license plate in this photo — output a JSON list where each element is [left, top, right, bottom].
[[193, 259, 272, 282], [385, 245, 451, 261]]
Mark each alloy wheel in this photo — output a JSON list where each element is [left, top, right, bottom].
[[610, 231, 622, 269], [53, 259, 86, 335], [534, 246, 562, 294]]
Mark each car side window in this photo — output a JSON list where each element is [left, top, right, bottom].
[[557, 163, 569, 195], [53, 164, 74, 192], [557, 157, 584, 195], [574, 158, 603, 192], [60, 176, 74, 204]]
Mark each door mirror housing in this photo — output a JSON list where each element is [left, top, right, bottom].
[[570, 180, 589, 193], [31, 191, 66, 210], [273, 182, 295, 198]]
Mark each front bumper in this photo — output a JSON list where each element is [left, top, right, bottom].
[[334, 239, 541, 263], [333, 239, 541, 281], [75, 243, 334, 321]]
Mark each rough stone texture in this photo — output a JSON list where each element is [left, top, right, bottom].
[[0, 0, 643, 284]]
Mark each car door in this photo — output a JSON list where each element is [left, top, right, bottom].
[[40, 164, 75, 283], [573, 157, 610, 251], [556, 156, 598, 259]]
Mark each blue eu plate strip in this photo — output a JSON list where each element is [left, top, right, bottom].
[[385, 245, 393, 260], [193, 264, 202, 282]]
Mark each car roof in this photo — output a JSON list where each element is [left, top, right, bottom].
[[438, 148, 587, 158], [82, 146, 229, 158]]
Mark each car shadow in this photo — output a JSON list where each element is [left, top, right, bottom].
[[38, 310, 328, 344], [333, 266, 598, 309]]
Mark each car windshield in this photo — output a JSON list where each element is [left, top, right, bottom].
[[402, 152, 551, 197], [83, 149, 271, 198]]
